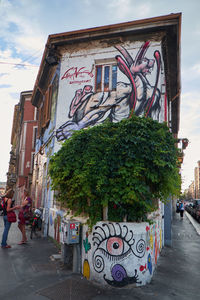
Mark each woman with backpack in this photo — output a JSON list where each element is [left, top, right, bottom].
[[1, 189, 20, 249]]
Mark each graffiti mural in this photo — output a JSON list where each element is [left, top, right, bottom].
[[83, 259, 90, 280], [92, 223, 146, 287], [83, 232, 91, 279], [54, 214, 61, 243], [81, 219, 163, 287], [56, 41, 162, 141]]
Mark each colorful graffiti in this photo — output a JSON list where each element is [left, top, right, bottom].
[[92, 223, 145, 287], [56, 41, 162, 141], [83, 232, 91, 279], [81, 219, 163, 287], [54, 214, 61, 243], [83, 231, 91, 253], [83, 259, 90, 280]]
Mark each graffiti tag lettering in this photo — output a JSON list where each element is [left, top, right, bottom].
[[61, 67, 94, 81]]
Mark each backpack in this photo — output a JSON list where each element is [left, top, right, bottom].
[[0, 198, 5, 211]]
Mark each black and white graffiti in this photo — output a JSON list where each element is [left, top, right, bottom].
[[56, 41, 162, 141]]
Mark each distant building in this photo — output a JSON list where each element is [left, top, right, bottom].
[[194, 161, 200, 198], [7, 91, 38, 204], [188, 181, 195, 199], [0, 182, 6, 195]]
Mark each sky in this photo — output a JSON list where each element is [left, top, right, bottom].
[[0, 0, 199, 191]]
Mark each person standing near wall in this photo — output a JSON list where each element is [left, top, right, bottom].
[[1, 189, 20, 249], [18, 189, 32, 244]]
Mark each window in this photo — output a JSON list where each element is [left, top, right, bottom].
[[34, 107, 38, 121], [43, 85, 52, 128], [37, 85, 52, 137], [95, 63, 117, 92], [50, 74, 59, 122], [32, 126, 37, 149], [30, 153, 35, 174]]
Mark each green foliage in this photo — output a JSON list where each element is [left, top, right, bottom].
[[49, 115, 181, 228]]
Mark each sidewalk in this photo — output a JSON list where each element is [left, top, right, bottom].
[[0, 212, 200, 299], [0, 216, 70, 300]]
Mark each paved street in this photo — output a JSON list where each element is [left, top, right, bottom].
[[0, 212, 200, 300]]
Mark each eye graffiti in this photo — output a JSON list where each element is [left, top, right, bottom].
[[92, 223, 146, 287], [92, 223, 135, 266]]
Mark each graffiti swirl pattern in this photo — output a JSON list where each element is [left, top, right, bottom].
[[93, 254, 105, 273], [111, 264, 127, 282], [136, 239, 145, 257]]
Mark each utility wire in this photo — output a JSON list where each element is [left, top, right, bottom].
[[0, 61, 39, 67], [20, 48, 43, 64]]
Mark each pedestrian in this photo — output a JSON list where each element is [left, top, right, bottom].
[[1, 189, 20, 249], [179, 200, 185, 219], [18, 189, 32, 245], [176, 201, 180, 213]]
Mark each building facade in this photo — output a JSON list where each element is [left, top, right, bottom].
[[188, 181, 195, 199], [194, 161, 200, 199], [30, 14, 181, 286], [7, 91, 38, 204], [0, 182, 6, 196]]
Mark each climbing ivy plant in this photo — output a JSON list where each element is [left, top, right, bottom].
[[49, 115, 180, 228]]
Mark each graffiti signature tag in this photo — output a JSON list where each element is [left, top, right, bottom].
[[61, 67, 94, 81]]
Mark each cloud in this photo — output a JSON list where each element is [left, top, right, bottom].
[[0, 46, 39, 180], [191, 63, 200, 75], [179, 92, 200, 137], [107, 0, 152, 21], [0, 84, 12, 88], [0, 0, 45, 57]]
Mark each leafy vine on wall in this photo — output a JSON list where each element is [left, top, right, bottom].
[[49, 115, 180, 228]]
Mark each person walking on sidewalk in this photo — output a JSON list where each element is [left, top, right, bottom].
[[179, 200, 185, 219], [1, 189, 20, 249], [18, 189, 32, 245]]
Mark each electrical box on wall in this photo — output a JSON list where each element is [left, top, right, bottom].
[[61, 220, 80, 244]]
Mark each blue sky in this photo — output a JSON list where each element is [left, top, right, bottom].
[[0, 0, 200, 191]]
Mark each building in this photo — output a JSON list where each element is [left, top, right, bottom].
[[31, 13, 181, 286], [194, 161, 200, 198], [7, 91, 38, 204], [188, 181, 195, 199], [6, 104, 20, 191], [0, 182, 6, 195]]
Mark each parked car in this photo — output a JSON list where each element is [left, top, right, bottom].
[[192, 199, 200, 222], [185, 202, 194, 215], [188, 199, 200, 220]]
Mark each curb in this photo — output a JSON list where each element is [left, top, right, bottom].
[[185, 211, 200, 235]]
